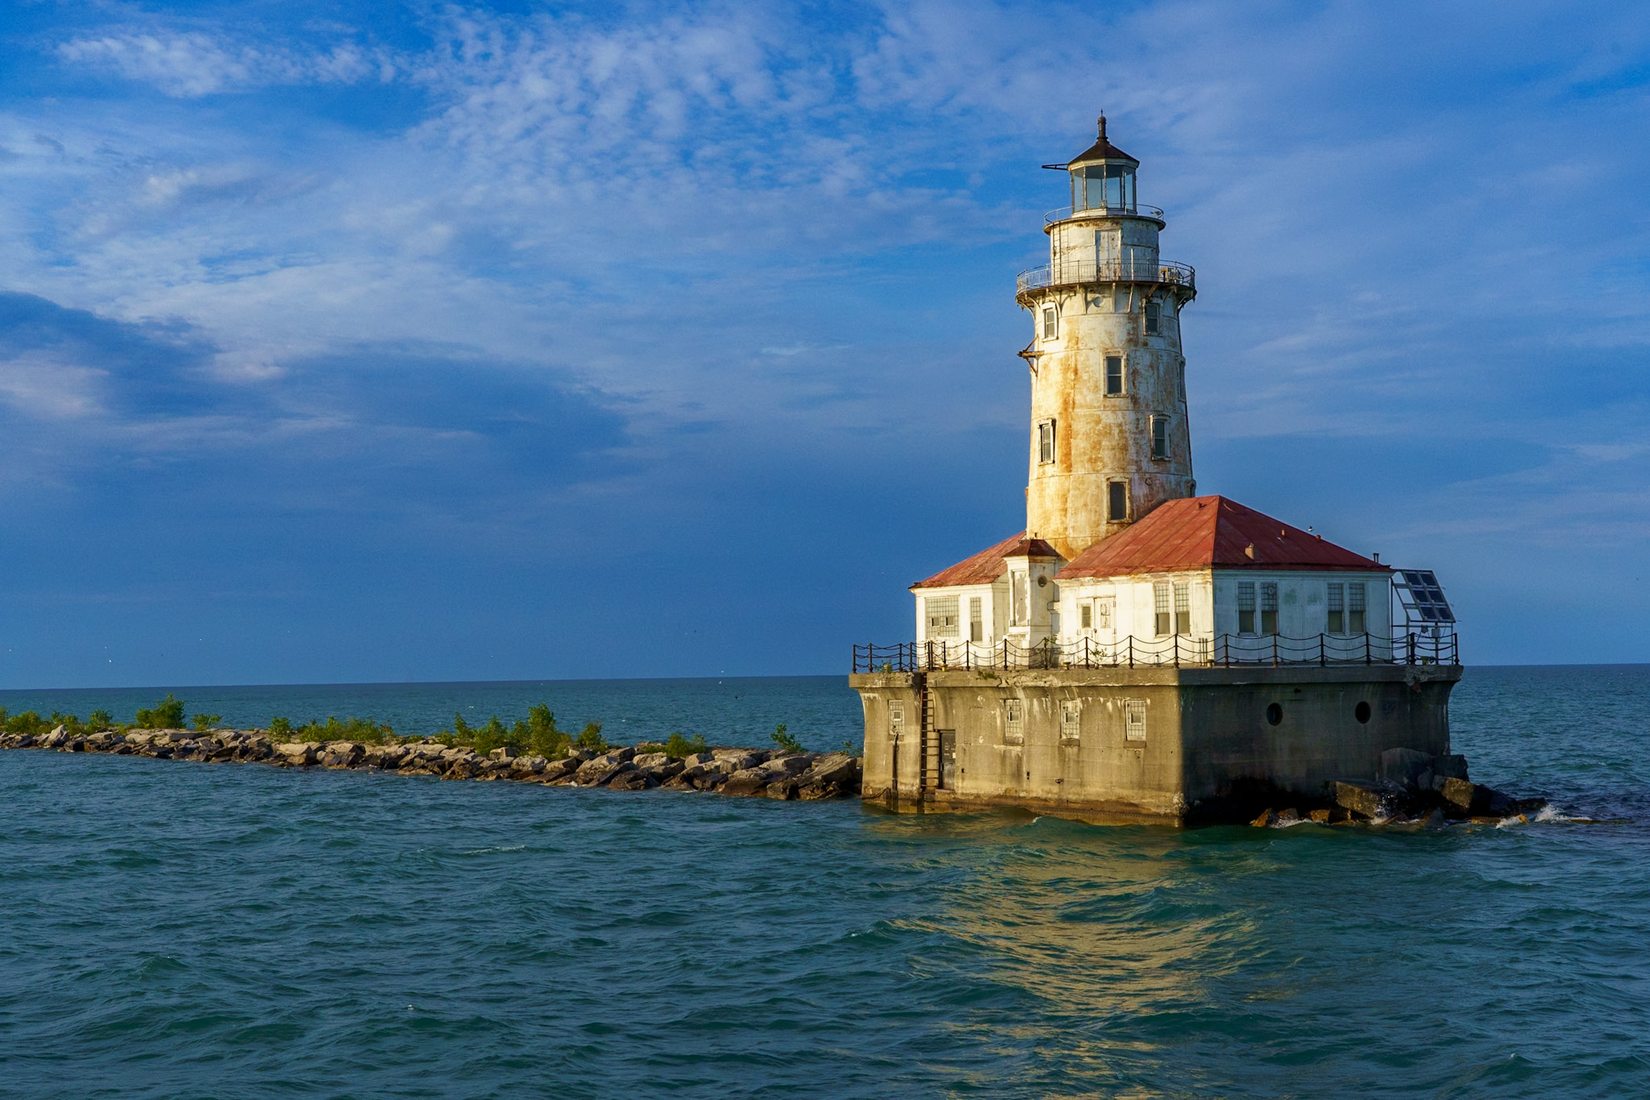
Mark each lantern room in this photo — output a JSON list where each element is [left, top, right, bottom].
[[1059, 114, 1139, 214]]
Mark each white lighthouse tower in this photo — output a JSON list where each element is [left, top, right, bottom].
[[1017, 115, 1197, 559]]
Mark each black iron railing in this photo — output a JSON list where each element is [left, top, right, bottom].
[[1016, 258, 1196, 297], [851, 632, 1459, 673]]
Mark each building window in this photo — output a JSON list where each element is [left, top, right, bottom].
[[1004, 699, 1024, 743], [1125, 699, 1147, 742], [1010, 572, 1028, 627], [1079, 603, 1092, 630], [1107, 479, 1128, 522], [1173, 582, 1190, 635], [1349, 582, 1366, 633], [1327, 582, 1345, 634], [1037, 419, 1056, 464], [926, 595, 959, 638], [1145, 300, 1161, 336], [1105, 354, 1125, 395], [969, 597, 984, 643], [889, 700, 904, 738], [1042, 306, 1058, 340], [1154, 582, 1171, 637], [1237, 581, 1257, 634], [1261, 583, 1279, 635], [1150, 414, 1169, 460], [1060, 700, 1081, 742]]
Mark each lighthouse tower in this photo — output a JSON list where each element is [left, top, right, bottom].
[[1016, 117, 1197, 560]]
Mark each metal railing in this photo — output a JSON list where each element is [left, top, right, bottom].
[[1017, 258, 1196, 296], [851, 632, 1459, 673], [1045, 204, 1166, 225]]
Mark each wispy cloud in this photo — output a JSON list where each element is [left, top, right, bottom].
[[57, 30, 397, 97]]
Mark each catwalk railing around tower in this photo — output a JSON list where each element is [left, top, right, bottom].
[[1016, 258, 1196, 297], [851, 632, 1459, 673], [1045, 204, 1166, 225]]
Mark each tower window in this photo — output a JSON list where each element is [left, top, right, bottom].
[[1104, 354, 1125, 396], [1041, 306, 1058, 340], [1107, 479, 1128, 522], [1145, 300, 1161, 336], [1150, 414, 1169, 460], [1037, 419, 1056, 464]]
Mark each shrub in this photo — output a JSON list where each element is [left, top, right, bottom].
[[3, 710, 52, 736], [134, 694, 186, 730], [296, 716, 396, 744], [576, 722, 607, 753], [267, 716, 293, 738], [515, 704, 568, 758], [771, 723, 803, 754], [88, 710, 114, 731], [663, 732, 708, 759], [192, 713, 224, 733]]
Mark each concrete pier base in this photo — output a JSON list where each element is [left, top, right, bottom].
[[851, 663, 1463, 826]]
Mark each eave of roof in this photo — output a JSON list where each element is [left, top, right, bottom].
[[912, 531, 1059, 590]]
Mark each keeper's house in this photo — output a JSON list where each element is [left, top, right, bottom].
[[850, 120, 1460, 825]]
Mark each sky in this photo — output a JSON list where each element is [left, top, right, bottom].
[[0, 0, 1647, 687]]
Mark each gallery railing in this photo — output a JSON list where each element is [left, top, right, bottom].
[[1016, 257, 1196, 296], [851, 632, 1459, 673]]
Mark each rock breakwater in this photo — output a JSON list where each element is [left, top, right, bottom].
[[1245, 747, 1552, 828], [0, 727, 863, 801]]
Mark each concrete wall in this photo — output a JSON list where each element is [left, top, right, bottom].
[[851, 663, 1462, 825]]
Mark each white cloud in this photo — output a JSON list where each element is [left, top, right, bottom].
[[57, 31, 395, 97]]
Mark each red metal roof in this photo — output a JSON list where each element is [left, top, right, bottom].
[[911, 534, 1061, 590], [1058, 496, 1390, 579]]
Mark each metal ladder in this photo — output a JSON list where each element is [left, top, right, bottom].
[[915, 673, 938, 806]]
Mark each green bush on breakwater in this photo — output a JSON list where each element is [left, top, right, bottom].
[[636, 732, 709, 760]]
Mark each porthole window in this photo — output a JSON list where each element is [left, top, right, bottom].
[[1265, 703, 1283, 726], [1355, 701, 1371, 724]]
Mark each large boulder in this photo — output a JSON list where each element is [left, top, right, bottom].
[[1331, 780, 1393, 820], [573, 749, 634, 787], [607, 769, 658, 791], [274, 742, 317, 766], [713, 749, 766, 772], [798, 753, 861, 800], [538, 757, 583, 784], [320, 741, 365, 768], [764, 754, 813, 778], [721, 768, 772, 797]]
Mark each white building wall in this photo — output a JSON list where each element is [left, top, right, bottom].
[[1050, 569, 1396, 662]]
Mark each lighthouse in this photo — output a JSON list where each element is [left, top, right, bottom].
[[1018, 116, 1197, 559], [849, 119, 1462, 826]]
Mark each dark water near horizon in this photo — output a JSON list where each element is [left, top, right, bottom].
[[2, 665, 1648, 1098]]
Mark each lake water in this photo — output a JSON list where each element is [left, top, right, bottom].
[[1, 665, 1647, 1098]]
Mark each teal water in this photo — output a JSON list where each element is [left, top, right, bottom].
[[1, 666, 1647, 1098]]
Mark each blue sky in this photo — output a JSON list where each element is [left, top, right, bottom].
[[0, 0, 1646, 687]]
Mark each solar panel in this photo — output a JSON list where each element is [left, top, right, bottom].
[[1393, 569, 1456, 625]]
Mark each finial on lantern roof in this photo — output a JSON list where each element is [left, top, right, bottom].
[[1097, 112, 1107, 141]]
